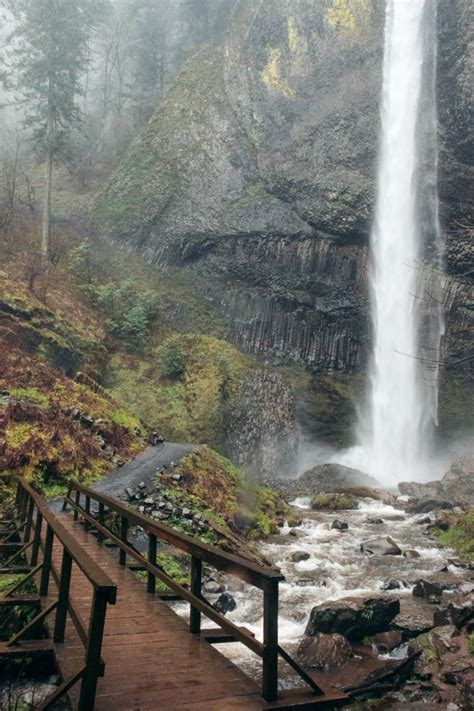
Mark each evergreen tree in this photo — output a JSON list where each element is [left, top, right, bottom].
[[7, 0, 105, 258], [128, 0, 168, 124]]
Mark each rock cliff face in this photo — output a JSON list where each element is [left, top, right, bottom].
[[95, 0, 472, 380], [224, 369, 297, 478]]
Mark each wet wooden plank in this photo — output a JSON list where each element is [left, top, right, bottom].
[[46, 514, 343, 710]]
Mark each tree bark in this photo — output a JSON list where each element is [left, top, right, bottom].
[[41, 129, 53, 260]]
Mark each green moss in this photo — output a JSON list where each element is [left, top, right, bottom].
[[156, 553, 189, 587], [0, 574, 23, 594], [9, 387, 48, 405], [469, 633, 474, 655], [436, 509, 474, 560], [110, 409, 142, 430], [310, 493, 358, 511], [110, 334, 250, 447], [168, 447, 287, 542], [418, 634, 439, 663]]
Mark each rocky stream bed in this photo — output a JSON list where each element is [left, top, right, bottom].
[[172, 492, 473, 708]]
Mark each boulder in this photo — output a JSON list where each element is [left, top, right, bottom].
[[310, 494, 358, 511], [382, 579, 408, 591], [214, 592, 236, 615], [403, 549, 421, 558], [399, 456, 474, 506], [305, 596, 400, 641], [434, 600, 474, 628], [296, 632, 352, 670], [299, 464, 381, 492], [360, 536, 402, 556], [405, 499, 455, 514], [331, 519, 349, 531], [366, 517, 384, 524], [412, 580, 443, 599], [290, 550, 310, 563], [392, 598, 435, 639]]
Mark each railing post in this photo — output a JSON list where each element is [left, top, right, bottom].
[[78, 588, 109, 711], [190, 556, 202, 634], [18, 485, 27, 519], [24, 496, 34, 543], [262, 579, 279, 702], [85, 496, 91, 530], [53, 548, 73, 643], [31, 510, 43, 566], [119, 517, 128, 565], [97, 503, 105, 543], [15, 480, 21, 509], [147, 533, 157, 593], [40, 524, 54, 596], [73, 490, 80, 521]]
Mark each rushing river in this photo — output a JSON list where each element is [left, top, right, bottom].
[[175, 497, 467, 686]]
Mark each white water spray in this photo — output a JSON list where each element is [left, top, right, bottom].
[[342, 0, 443, 484]]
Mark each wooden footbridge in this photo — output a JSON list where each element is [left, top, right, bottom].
[[0, 477, 347, 710]]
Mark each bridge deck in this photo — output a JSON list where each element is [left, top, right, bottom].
[[49, 514, 263, 710], [48, 515, 336, 710]]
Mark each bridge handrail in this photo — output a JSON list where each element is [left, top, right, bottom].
[[3, 477, 117, 710], [19, 479, 116, 598], [67, 480, 284, 589], [64, 479, 324, 703]]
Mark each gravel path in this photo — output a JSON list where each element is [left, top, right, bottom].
[[92, 442, 197, 496], [50, 442, 196, 512]]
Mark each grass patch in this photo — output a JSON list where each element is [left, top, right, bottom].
[[436, 508, 474, 560]]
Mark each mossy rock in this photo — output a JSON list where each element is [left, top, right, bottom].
[[310, 493, 358, 511]]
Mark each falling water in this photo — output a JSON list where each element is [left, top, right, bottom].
[[348, 0, 444, 485]]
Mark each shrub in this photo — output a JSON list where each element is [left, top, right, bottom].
[[94, 279, 159, 350], [157, 338, 187, 379]]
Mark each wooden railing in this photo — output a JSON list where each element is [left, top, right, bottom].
[[0, 478, 117, 710], [64, 480, 324, 703]]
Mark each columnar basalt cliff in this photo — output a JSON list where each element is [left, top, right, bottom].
[[95, 0, 472, 381]]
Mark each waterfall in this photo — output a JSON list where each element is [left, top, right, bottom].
[[345, 0, 444, 485]]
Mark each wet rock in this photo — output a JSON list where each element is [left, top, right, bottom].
[[413, 580, 443, 599], [290, 550, 310, 562], [296, 632, 352, 670], [203, 581, 225, 594], [405, 499, 455, 514], [399, 456, 474, 506], [224, 370, 298, 479], [368, 630, 404, 654], [416, 516, 432, 524], [431, 510, 453, 531], [214, 592, 236, 615], [434, 600, 474, 628], [310, 493, 358, 511], [403, 549, 421, 558], [392, 599, 435, 639], [331, 519, 349, 530], [138, 481, 146, 489], [305, 596, 400, 641], [299, 463, 381, 492], [125, 487, 135, 500], [382, 579, 408, 591], [360, 536, 402, 556], [367, 517, 384, 524], [288, 529, 299, 537]]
